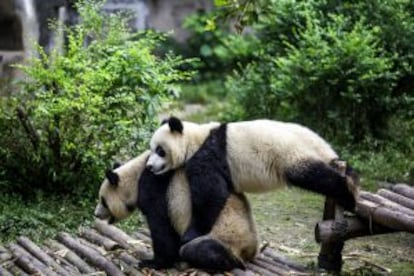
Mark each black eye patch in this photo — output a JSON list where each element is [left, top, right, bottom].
[[101, 196, 108, 209], [156, 146, 166, 157]]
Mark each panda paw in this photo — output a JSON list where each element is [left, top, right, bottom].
[[137, 259, 173, 270]]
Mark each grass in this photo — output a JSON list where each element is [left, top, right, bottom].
[[248, 188, 414, 275]]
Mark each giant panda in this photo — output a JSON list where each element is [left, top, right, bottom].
[[94, 150, 258, 272], [146, 117, 359, 241]]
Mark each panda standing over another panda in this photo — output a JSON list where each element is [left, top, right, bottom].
[[94, 150, 259, 272], [146, 117, 359, 243]]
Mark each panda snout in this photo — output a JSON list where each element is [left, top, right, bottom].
[[146, 164, 153, 171]]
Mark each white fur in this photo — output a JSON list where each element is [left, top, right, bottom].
[[95, 151, 150, 221], [147, 121, 220, 174]]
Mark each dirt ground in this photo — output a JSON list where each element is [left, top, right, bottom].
[[248, 188, 414, 275]]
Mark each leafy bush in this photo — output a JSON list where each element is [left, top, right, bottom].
[[0, 0, 192, 196], [225, 0, 414, 145], [182, 11, 257, 80]]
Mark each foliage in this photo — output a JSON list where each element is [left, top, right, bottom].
[[0, 192, 144, 244], [0, 0, 192, 196], [182, 11, 257, 80], [223, 0, 414, 145]]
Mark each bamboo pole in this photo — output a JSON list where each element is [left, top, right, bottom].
[[246, 262, 275, 276], [0, 245, 12, 262], [0, 266, 13, 276], [262, 247, 307, 272]]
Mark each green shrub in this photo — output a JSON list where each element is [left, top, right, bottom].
[[182, 11, 257, 80], [225, 0, 413, 145], [0, 0, 192, 196]]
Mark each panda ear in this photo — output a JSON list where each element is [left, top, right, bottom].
[[112, 161, 122, 170], [168, 116, 183, 133], [105, 170, 119, 186]]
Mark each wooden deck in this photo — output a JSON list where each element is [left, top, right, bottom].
[[0, 221, 310, 275], [1, 183, 413, 275]]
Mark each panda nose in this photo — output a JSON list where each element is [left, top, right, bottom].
[[146, 164, 153, 171]]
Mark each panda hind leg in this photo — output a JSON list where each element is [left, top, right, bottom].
[[285, 160, 358, 211], [180, 237, 245, 272]]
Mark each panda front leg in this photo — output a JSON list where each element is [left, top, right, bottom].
[[180, 236, 245, 272]]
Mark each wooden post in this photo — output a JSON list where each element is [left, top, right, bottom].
[[317, 160, 348, 272]]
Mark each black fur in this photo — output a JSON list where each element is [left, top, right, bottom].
[[105, 170, 119, 186], [180, 239, 245, 272], [183, 124, 232, 243], [137, 169, 181, 269], [285, 160, 356, 211], [168, 116, 183, 133]]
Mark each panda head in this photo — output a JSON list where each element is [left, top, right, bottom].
[[94, 151, 150, 224], [146, 116, 220, 175]]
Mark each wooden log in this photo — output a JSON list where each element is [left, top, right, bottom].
[[131, 232, 152, 244], [246, 262, 275, 276], [94, 220, 151, 259], [79, 227, 121, 251], [118, 253, 145, 276], [392, 183, 414, 200], [17, 236, 72, 276], [0, 266, 13, 276], [357, 198, 414, 232], [3, 261, 30, 276], [255, 255, 292, 274], [378, 188, 414, 210], [262, 247, 307, 272], [8, 243, 59, 276], [41, 244, 79, 275], [57, 232, 124, 276], [232, 268, 256, 276], [78, 236, 107, 255], [359, 191, 414, 216], [45, 239, 95, 274], [315, 216, 394, 243], [0, 245, 12, 262]]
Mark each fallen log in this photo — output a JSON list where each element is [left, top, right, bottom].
[[359, 191, 414, 216], [17, 236, 72, 276], [356, 198, 414, 233], [315, 216, 394, 243], [79, 227, 121, 251], [392, 183, 414, 200], [45, 239, 95, 274], [57, 232, 124, 276], [78, 236, 107, 256], [8, 243, 59, 276], [378, 188, 414, 210]]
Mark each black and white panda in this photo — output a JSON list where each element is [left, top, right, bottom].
[[94, 150, 258, 271], [146, 117, 359, 241]]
